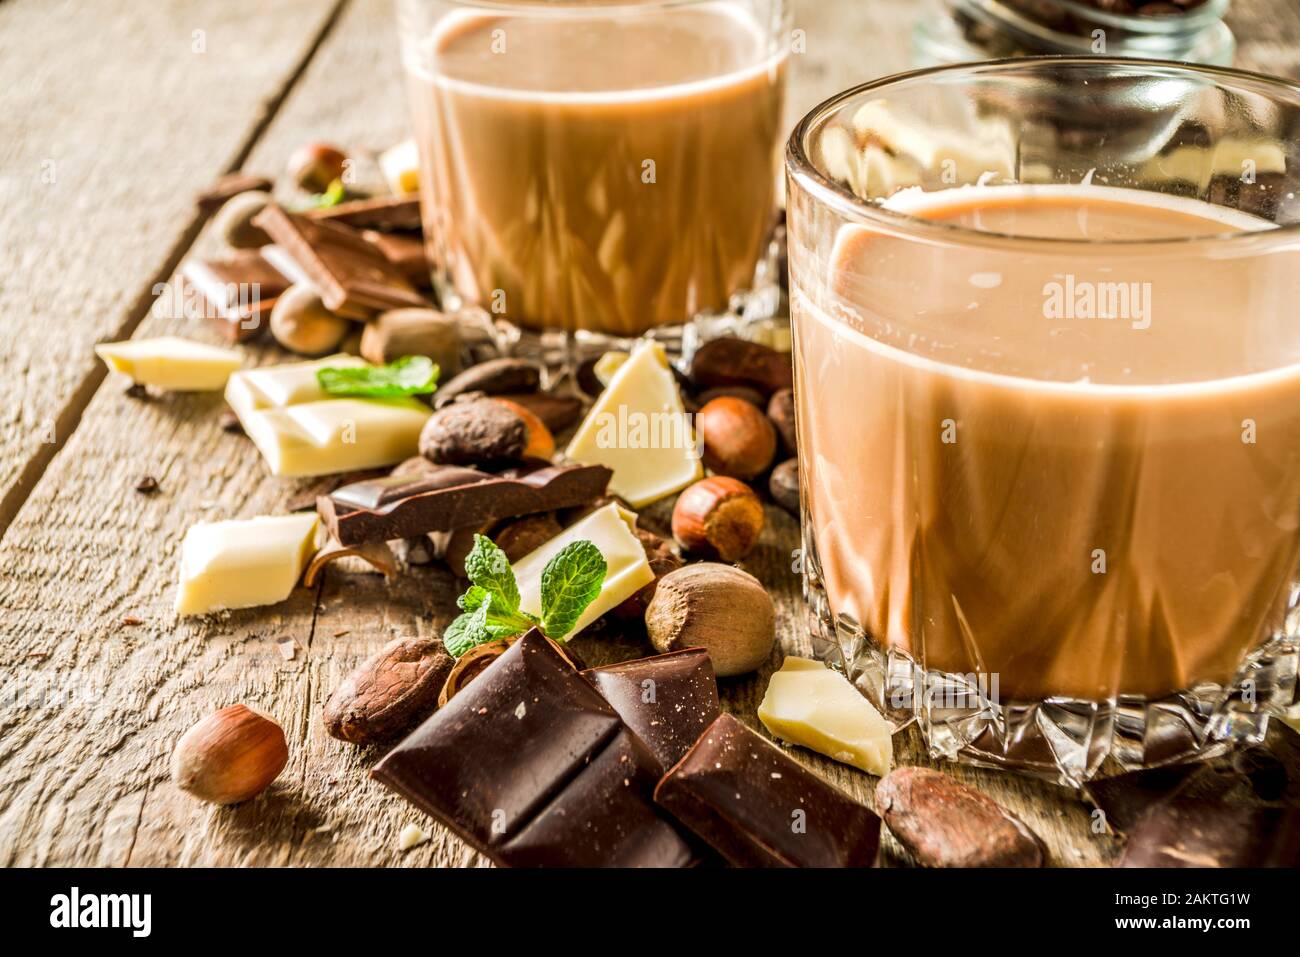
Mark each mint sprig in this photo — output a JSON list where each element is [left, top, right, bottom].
[[316, 355, 439, 398], [442, 535, 607, 658]]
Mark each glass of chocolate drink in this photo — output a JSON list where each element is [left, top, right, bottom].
[[398, 0, 789, 357], [786, 58, 1300, 784]]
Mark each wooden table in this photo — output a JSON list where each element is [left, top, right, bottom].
[[1, 0, 1297, 868]]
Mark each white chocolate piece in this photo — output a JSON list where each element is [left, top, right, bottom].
[[758, 656, 893, 776], [95, 336, 243, 391], [512, 502, 655, 639], [565, 342, 702, 507], [380, 139, 420, 195], [225, 356, 431, 477], [176, 513, 320, 616]]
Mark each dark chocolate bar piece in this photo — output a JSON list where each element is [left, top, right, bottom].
[[252, 204, 428, 317], [305, 194, 423, 233], [1121, 800, 1300, 868], [1082, 765, 1205, 835], [196, 172, 274, 211], [180, 252, 291, 341], [655, 713, 881, 868], [372, 631, 698, 867], [318, 463, 612, 545], [583, 648, 720, 774]]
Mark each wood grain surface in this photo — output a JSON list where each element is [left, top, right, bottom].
[[0, 0, 1297, 868]]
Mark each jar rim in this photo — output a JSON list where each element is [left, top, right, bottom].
[[786, 56, 1300, 249], [960, 0, 1232, 39]]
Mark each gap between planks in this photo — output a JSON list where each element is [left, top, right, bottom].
[[0, 0, 352, 545]]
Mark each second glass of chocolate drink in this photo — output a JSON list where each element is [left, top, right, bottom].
[[786, 59, 1300, 784], [399, 0, 789, 348]]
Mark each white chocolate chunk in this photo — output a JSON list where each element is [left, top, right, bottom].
[[95, 336, 244, 391], [176, 513, 320, 616], [758, 657, 893, 776], [225, 356, 430, 477], [512, 502, 654, 639], [565, 342, 702, 507], [380, 139, 421, 195]]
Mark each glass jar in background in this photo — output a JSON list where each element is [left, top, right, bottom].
[[913, 0, 1236, 67], [398, 0, 789, 362], [786, 58, 1300, 784]]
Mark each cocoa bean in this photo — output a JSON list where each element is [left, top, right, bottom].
[[497, 391, 584, 432], [434, 357, 542, 407], [419, 397, 528, 467], [323, 637, 453, 745], [493, 513, 563, 562], [690, 337, 792, 396], [875, 767, 1045, 867]]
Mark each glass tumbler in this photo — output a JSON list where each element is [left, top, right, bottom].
[[785, 58, 1300, 785], [398, 0, 789, 359]]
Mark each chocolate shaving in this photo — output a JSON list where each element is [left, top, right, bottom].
[[302, 539, 398, 587]]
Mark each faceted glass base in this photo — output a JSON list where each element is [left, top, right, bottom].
[[801, 523, 1300, 788], [436, 221, 788, 378]]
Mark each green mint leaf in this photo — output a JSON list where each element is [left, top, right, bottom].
[[316, 355, 439, 398], [458, 584, 490, 613], [463, 535, 520, 613], [443, 606, 491, 658], [539, 540, 607, 640]]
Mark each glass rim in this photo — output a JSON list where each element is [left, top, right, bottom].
[[785, 55, 1300, 249]]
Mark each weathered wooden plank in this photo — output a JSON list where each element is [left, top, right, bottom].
[[2, 0, 1295, 869], [0, 0, 344, 538]]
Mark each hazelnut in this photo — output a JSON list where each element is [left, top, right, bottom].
[[270, 284, 350, 355], [212, 190, 272, 248], [672, 476, 765, 562], [419, 396, 553, 467], [697, 385, 766, 408], [286, 141, 348, 193], [767, 387, 797, 455], [171, 704, 288, 805], [645, 563, 775, 677], [438, 639, 512, 707], [360, 308, 462, 376], [696, 397, 777, 480], [769, 458, 800, 515]]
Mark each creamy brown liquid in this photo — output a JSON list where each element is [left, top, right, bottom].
[[407, 4, 785, 334], [793, 186, 1300, 700]]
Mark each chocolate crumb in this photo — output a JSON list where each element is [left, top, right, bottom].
[[121, 616, 144, 626], [218, 411, 244, 434], [134, 475, 159, 494], [125, 383, 150, 401]]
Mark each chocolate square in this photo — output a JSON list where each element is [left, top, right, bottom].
[[253, 204, 428, 317], [655, 713, 881, 868], [373, 631, 697, 867], [583, 648, 721, 774]]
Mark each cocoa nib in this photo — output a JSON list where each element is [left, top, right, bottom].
[[418, 397, 528, 467], [875, 767, 1045, 867], [434, 357, 542, 407], [690, 337, 792, 397], [323, 637, 454, 745]]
